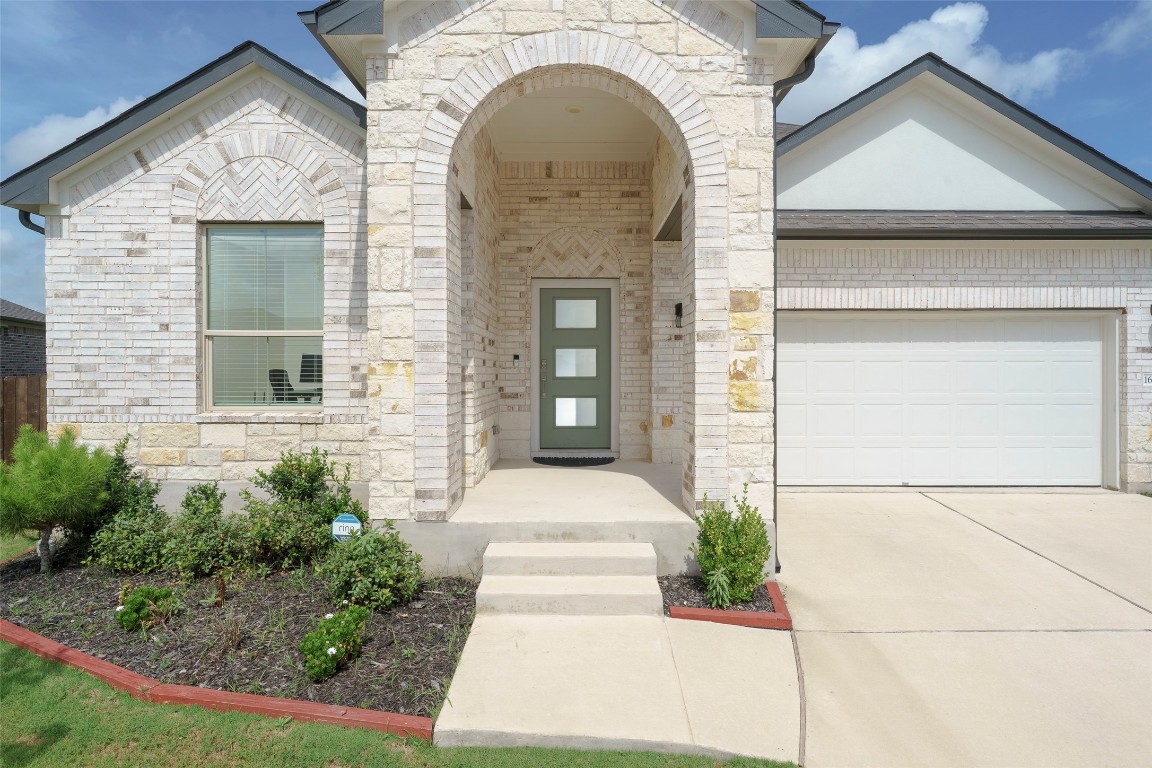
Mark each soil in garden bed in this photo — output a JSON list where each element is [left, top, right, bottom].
[[0, 552, 476, 717], [658, 574, 775, 614]]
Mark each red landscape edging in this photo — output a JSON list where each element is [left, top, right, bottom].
[[0, 546, 36, 567], [667, 581, 793, 630], [0, 618, 434, 740]]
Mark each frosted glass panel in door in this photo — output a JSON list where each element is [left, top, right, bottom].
[[555, 348, 597, 377], [555, 398, 598, 427], [554, 299, 598, 328]]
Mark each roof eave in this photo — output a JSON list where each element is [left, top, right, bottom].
[[776, 53, 1152, 208], [0, 41, 367, 210], [778, 228, 1152, 240]]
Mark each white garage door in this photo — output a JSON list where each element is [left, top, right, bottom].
[[777, 312, 1104, 486]]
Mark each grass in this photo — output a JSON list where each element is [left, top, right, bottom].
[[0, 530, 38, 561], [1, 643, 793, 768]]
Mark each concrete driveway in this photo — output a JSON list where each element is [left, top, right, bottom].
[[777, 490, 1152, 768]]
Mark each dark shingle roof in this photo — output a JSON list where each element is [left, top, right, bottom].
[[0, 299, 46, 324], [776, 123, 803, 140], [0, 41, 366, 212], [778, 210, 1152, 239]]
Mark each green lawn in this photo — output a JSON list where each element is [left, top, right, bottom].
[[0, 531, 38, 561], [1, 643, 792, 768]]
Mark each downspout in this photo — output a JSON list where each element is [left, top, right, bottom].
[[18, 210, 45, 235], [771, 37, 831, 573]]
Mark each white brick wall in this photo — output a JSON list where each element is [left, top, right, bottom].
[[44, 74, 369, 486], [779, 240, 1152, 490]]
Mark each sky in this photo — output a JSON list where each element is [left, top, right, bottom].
[[1, 0, 1150, 312]]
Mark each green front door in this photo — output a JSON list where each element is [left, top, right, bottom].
[[539, 287, 612, 450]]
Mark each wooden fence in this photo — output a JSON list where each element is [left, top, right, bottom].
[[1, 375, 47, 462]]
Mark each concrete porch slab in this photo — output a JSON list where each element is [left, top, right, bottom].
[[434, 614, 800, 761], [396, 461, 697, 576]]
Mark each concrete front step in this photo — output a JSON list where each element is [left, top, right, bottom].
[[483, 542, 658, 576], [476, 574, 664, 616]]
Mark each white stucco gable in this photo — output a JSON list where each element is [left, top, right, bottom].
[[778, 56, 1152, 212]]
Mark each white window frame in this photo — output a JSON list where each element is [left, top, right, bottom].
[[201, 224, 324, 412]]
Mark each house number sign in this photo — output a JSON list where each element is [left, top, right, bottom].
[[1143, 374, 1152, 387], [331, 514, 363, 542]]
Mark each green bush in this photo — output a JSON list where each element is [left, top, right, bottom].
[[165, 483, 248, 580], [116, 586, 176, 632], [244, 449, 365, 569], [298, 606, 369, 682], [0, 426, 112, 573], [691, 485, 771, 608], [90, 502, 171, 574], [316, 524, 423, 610], [89, 437, 170, 574]]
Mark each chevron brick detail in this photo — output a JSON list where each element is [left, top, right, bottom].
[[529, 227, 624, 278], [198, 157, 322, 221]]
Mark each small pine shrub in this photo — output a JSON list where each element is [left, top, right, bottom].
[[691, 484, 771, 608], [299, 606, 369, 682], [165, 483, 248, 580], [116, 586, 176, 632], [84, 436, 161, 541], [317, 524, 423, 610]]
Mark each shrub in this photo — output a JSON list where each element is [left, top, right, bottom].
[[0, 426, 111, 573], [90, 503, 171, 574], [116, 586, 176, 632], [244, 449, 366, 569], [691, 484, 771, 608], [83, 436, 162, 541], [317, 524, 423, 610], [299, 606, 369, 682], [166, 483, 248, 580]]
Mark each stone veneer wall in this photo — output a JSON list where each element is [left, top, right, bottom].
[[371, 0, 781, 521], [778, 240, 1152, 490], [43, 75, 369, 502], [494, 160, 653, 460]]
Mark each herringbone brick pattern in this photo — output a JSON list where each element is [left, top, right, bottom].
[[198, 157, 322, 221], [529, 227, 624, 278]]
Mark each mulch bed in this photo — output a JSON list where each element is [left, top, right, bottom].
[[0, 551, 475, 717], [658, 574, 775, 615]]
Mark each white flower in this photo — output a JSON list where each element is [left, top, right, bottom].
[[341, 600, 349, 605], [324, 613, 334, 619], [115, 606, 124, 612], [327, 647, 337, 656]]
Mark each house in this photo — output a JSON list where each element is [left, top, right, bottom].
[[0, 1, 1149, 574], [1, 299, 47, 377]]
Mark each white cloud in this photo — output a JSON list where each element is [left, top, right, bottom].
[[2, 97, 142, 173], [1093, 0, 1152, 55], [307, 70, 365, 105], [778, 3, 1082, 124]]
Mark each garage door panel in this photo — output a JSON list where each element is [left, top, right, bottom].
[[778, 313, 1103, 486]]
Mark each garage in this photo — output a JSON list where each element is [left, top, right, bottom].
[[777, 312, 1110, 486]]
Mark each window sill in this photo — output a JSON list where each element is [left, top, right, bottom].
[[194, 412, 325, 424]]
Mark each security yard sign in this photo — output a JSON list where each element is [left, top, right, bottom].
[[331, 514, 363, 542]]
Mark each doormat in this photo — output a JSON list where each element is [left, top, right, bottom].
[[532, 456, 615, 467]]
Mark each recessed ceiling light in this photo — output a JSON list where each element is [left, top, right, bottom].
[[565, 105, 583, 114]]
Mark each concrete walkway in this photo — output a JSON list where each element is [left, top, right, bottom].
[[435, 614, 800, 761], [779, 490, 1152, 768]]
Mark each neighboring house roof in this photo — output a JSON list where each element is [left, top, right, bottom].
[[0, 299, 46, 325], [777, 53, 1152, 206], [778, 210, 1152, 239], [776, 123, 803, 140], [0, 41, 367, 212]]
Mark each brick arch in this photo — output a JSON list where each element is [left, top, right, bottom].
[[411, 30, 731, 520], [169, 129, 360, 413], [529, 227, 625, 279]]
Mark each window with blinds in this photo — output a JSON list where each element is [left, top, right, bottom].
[[204, 226, 323, 408]]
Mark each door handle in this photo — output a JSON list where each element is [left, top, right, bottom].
[[540, 358, 548, 398]]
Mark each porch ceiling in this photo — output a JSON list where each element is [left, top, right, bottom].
[[484, 87, 661, 162]]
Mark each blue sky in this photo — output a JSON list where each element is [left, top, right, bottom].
[[1, 0, 1150, 312]]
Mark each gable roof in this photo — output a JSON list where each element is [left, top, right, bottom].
[[0, 41, 367, 212], [776, 53, 1152, 205], [0, 299, 46, 325]]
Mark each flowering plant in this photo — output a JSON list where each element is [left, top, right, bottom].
[[298, 605, 369, 682]]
